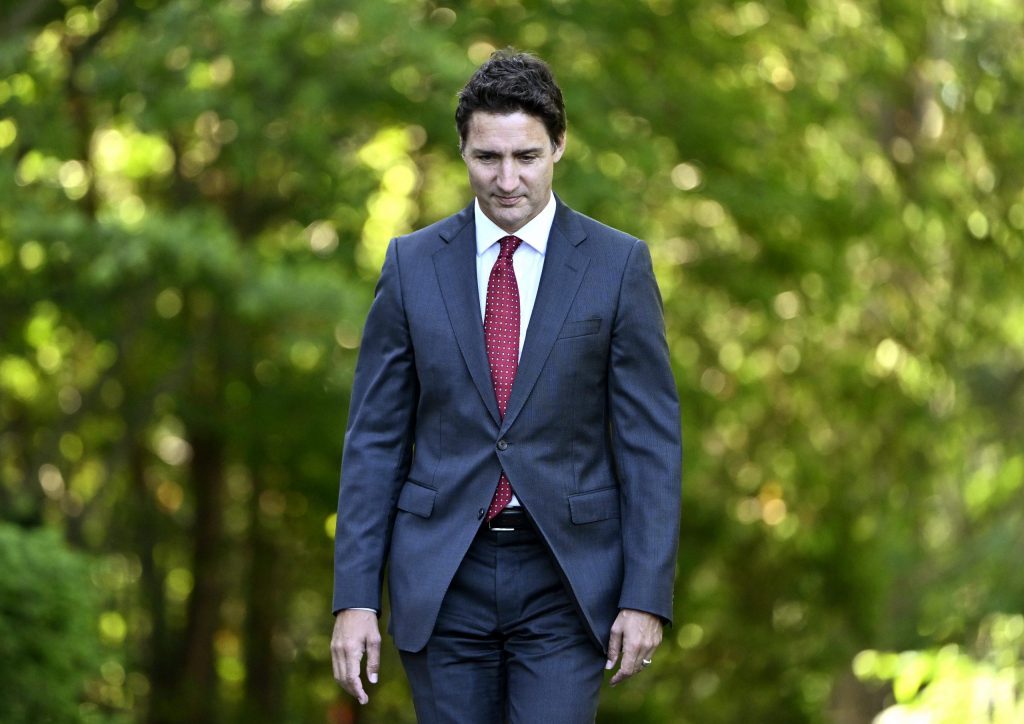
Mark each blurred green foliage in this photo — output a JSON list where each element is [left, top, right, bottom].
[[1, 0, 1023, 722], [855, 614, 1024, 723], [0, 523, 107, 723]]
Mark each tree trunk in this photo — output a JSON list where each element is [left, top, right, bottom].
[[131, 441, 173, 724], [242, 469, 283, 723], [179, 430, 227, 723]]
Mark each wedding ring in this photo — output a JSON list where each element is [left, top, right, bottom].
[[641, 658, 653, 667]]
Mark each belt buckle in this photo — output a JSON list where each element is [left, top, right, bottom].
[[487, 511, 516, 532]]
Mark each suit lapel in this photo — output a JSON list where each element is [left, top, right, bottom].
[[501, 203, 589, 435], [433, 206, 502, 426]]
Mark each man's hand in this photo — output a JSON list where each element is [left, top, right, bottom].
[[605, 609, 663, 686], [331, 609, 381, 705]]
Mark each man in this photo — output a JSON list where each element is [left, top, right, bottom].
[[331, 50, 682, 723]]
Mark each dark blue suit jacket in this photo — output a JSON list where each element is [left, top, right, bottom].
[[332, 198, 682, 653]]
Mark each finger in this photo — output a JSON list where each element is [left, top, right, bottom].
[[610, 634, 644, 686], [366, 632, 382, 685], [611, 656, 640, 685], [638, 650, 655, 673], [624, 630, 645, 669], [332, 646, 342, 683], [610, 663, 637, 686], [331, 634, 345, 684], [344, 644, 368, 705], [605, 626, 623, 671]]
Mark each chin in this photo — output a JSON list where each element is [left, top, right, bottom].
[[489, 210, 518, 228]]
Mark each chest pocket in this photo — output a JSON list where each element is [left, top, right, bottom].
[[557, 318, 601, 339]]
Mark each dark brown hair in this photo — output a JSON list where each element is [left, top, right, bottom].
[[455, 49, 566, 150]]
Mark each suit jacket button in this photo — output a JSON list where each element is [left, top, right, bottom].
[[496, 439, 508, 451], [478, 508, 485, 519]]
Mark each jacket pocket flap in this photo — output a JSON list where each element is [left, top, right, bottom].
[[568, 487, 620, 524], [558, 318, 601, 339], [397, 480, 436, 518]]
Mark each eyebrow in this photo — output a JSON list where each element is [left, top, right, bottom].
[[472, 147, 545, 156]]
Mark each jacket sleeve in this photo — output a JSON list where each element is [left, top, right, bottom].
[[608, 239, 683, 623], [332, 238, 418, 613]]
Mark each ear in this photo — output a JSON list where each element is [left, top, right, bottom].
[[552, 133, 566, 163]]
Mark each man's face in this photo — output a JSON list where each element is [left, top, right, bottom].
[[461, 111, 565, 234]]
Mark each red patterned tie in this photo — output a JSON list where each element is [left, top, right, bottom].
[[484, 235, 523, 520]]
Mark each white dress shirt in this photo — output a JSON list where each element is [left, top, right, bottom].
[[475, 192, 556, 508], [474, 193, 555, 356]]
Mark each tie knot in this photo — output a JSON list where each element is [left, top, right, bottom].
[[498, 235, 522, 261]]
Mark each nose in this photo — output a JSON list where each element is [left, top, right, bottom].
[[496, 160, 517, 192]]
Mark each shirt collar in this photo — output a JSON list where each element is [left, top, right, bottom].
[[474, 193, 556, 257]]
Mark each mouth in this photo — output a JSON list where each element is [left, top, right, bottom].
[[494, 195, 522, 207]]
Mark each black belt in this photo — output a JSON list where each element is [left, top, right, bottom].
[[486, 508, 531, 531]]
